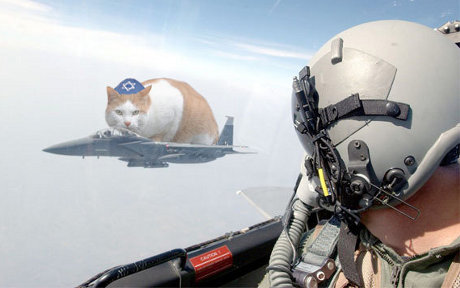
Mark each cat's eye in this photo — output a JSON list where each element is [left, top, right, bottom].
[[115, 110, 122, 115], [132, 110, 140, 116]]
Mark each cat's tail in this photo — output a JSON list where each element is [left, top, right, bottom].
[[217, 116, 234, 146]]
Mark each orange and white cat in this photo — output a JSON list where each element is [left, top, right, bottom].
[[105, 78, 218, 144]]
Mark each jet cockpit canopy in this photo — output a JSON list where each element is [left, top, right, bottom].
[[93, 128, 143, 139]]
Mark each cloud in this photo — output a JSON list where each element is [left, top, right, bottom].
[[0, 0, 304, 89], [440, 10, 453, 18], [210, 50, 261, 61], [0, 0, 51, 12], [193, 35, 312, 62], [0, 1, 181, 71], [232, 42, 311, 60], [268, 0, 283, 15]]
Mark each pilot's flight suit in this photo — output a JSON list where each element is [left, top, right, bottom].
[[259, 221, 460, 287]]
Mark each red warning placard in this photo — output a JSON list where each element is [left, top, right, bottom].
[[189, 245, 233, 281]]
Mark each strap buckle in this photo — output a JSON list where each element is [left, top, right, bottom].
[[293, 257, 336, 288], [293, 216, 341, 287]]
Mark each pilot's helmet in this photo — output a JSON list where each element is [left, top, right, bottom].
[[292, 20, 459, 210]]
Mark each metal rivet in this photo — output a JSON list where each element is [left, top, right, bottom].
[[404, 156, 415, 166], [385, 102, 400, 117], [327, 261, 335, 270], [354, 141, 361, 148], [360, 154, 366, 161], [316, 271, 326, 281]]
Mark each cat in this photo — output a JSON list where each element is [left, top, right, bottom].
[[105, 78, 219, 145]]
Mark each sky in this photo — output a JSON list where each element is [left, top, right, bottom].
[[0, 0, 458, 286]]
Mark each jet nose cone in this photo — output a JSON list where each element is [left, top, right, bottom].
[[43, 137, 95, 156], [42, 146, 57, 154]]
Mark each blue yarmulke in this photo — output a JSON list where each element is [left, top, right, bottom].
[[114, 78, 145, 94]]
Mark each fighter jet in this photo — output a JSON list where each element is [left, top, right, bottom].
[[43, 117, 253, 168]]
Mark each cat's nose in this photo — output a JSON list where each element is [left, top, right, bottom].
[[124, 121, 131, 127]]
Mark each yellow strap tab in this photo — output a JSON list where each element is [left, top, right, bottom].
[[318, 168, 329, 196]]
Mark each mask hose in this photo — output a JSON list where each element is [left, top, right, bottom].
[[268, 200, 312, 287]]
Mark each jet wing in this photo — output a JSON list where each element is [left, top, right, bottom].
[[116, 141, 254, 167], [158, 153, 186, 160], [161, 142, 254, 154], [119, 141, 167, 157], [116, 142, 181, 168], [157, 142, 254, 163]]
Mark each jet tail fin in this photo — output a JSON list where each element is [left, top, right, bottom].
[[217, 116, 234, 145]]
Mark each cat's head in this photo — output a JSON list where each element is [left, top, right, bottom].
[[105, 78, 152, 134]]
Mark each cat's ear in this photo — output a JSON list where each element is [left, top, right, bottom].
[[107, 86, 120, 102], [139, 85, 152, 98]]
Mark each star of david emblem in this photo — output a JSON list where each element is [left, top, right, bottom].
[[122, 81, 136, 92]]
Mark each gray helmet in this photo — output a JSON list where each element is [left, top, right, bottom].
[[292, 20, 459, 214]]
